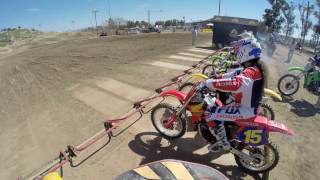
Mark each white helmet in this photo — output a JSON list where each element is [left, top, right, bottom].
[[235, 38, 262, 64], [238, 31, 255, 39]]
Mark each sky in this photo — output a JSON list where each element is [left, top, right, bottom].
[[0, 0, 318, 37]]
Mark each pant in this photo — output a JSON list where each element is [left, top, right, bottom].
[[192, 35, 197, 46], [286, 50, 294, 63]]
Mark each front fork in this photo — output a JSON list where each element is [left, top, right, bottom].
[[289, 72, 303, 88], [297, 72, 305, 80], [164, 93, 195, 128]]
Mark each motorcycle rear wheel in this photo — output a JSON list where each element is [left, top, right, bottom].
[[234, 141, 279, 174], [202, 65, 215, 76], [278, 74, 300, 96], [151, 103, 186, 140]]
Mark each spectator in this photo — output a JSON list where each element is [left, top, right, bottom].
[[285, 39, 296, 63], [192, 26, 198, 46], [296, 42, 302, 53]]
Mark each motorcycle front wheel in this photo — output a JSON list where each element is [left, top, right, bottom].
[[235, 142, 279, 174], [179, 82, 196, 94], [278, 74, 300, 96], [151, 103, 186, 140], [258, 103, 275, 120]]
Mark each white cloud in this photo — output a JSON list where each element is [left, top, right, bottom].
[[26, 8, 40, 12]]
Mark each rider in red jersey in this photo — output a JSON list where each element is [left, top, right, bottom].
[[199, 37, 265, 152]]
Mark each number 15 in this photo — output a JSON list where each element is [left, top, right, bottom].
[[244, 130, 263, 144]]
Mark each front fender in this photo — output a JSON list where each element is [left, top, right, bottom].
[[160, 90, 187, 102], [288, 66, 305, 72], [263, 88, 282, 101], [191, 73, 208, 80]]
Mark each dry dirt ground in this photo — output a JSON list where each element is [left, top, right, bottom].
[[0, 32, 319, 180]]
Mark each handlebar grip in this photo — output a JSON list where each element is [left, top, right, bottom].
[[171, 77, 178, 82], [155, 88, 162, 93]]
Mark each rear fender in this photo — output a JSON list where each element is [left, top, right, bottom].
[[191, 73, 208, 81], [254, 116, 294, 136], [160, 90, 187, 103], [235, 116, 294, 136], [264, 88, 282, 101], [288, 66, 305, 73]]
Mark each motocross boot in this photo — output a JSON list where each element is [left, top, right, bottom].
[[208, 123, 231, 153]]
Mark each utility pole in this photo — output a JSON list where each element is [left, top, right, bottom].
[[148, 10, 151, 28], [218, 0, 221, 16], [106, 0, 112, 19], [71, 20, 75, 31], [92, 10, 99, 36], [147, 10, 163, 28]]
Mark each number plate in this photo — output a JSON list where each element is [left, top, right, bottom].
[[237, 127, 267, 146]]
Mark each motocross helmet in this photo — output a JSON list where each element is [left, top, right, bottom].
[[235, 38, 262, 64], [237, 31, 255, 39]]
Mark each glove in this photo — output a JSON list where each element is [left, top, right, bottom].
[[196, 81, 206, 91]]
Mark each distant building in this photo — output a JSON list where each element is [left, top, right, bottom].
[[198, 16, 259, 48], [213, 16, 259, 48]]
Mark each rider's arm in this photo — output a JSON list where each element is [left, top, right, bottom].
[[220, 67, 243, 78], [205, 67, 257, 93]]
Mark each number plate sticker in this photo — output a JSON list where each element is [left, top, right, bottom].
[[237, 127, 267, 146]]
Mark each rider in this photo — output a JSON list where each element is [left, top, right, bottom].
[[199, 37, 265, 152]]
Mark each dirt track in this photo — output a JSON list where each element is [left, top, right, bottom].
[[0, 33, 319, 180]]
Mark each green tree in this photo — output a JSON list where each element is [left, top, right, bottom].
[[313, 0, 320, 52], [134, 21, 140, 27], [298, 2, 315, 46], [263, 0, 286, 33], [127, 21, 135, 28], [172, 19, 177, 26], [164, 20, 172, 27], [179, 20, 185, 26], [283, 1, 297, 39], [140, 21, 149, 28], [155, 21, 164, 26]]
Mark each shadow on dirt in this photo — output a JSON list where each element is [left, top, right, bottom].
[[283, 96, 320, 117], [128, 131, 262, 180], [195, 46, 216, 51]]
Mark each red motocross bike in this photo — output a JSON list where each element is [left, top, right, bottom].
[[151, 84, 294, 174]]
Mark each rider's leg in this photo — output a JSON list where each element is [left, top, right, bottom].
[[208, 121, 230, 151], [206, 106, 256, 151]]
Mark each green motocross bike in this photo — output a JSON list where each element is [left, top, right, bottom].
[[278, 56, 320, 96], [202, 51, 237, 76]]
